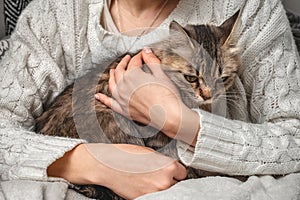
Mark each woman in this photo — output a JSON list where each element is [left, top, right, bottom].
[[0, 0, 299, 200]]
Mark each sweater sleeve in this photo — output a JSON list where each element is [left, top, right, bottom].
[[177, 0, 300, 175], [0, 0, 85, 181]]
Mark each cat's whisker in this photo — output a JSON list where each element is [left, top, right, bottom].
[[219, 92, 252, 99], [216, 96, 238, 103], [224, 92, 239, 95], [213, 94, 242, 105], [226, 91, 253, 97], [226, 99, 239, 105]]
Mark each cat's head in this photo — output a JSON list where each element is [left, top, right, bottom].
[[151, 11, 241, 112]]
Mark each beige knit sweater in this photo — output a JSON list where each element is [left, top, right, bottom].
[[0, 0, 300, 199]]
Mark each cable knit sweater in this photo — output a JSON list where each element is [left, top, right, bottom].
[[0, 0, 300, 199]]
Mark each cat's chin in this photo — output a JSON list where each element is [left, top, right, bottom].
[[196, 97, 212, 112], [199, 103, 212, 113]]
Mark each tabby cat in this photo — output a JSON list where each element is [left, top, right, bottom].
[[35, 11, 240, 200]]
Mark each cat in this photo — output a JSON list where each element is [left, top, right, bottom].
[[35, 11, 240, 200]]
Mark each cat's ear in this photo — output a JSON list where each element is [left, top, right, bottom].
[[217, 10, 241, 45], [169, 21, 195, 49]]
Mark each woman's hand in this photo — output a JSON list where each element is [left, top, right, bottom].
[[47, 143, 187, 199], [95, 47, 200, 145]]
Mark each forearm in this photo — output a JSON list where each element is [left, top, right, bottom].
[[161, 103, 200, 146], [0, 126, 85, 181], [177, 109, 300, 176]]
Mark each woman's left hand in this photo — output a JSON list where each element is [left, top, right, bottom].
[[95, 47, 199, 146]]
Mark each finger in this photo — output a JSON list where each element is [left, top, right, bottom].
[[173, 162, 187, 181], [95, 93, 126, 116], [108, 69, 117, 96], [108, 69, 127, 112], [95, 93, 112, 107], [127, 52, 143, 71], [142, 47, 166, 78], [115, 55, 131, 81]]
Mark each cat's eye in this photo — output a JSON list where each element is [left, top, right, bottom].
[[221, 76, 229, 82], [184, 75, 198, 83], [216, 76, 229, 84], [216, 76, 229, 83]]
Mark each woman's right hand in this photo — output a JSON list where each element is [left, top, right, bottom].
[[95, 48, 200, 146], [47, 143, 187, 200]]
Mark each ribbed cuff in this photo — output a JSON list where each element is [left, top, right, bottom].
[[177, 109, 248, 175], [1, 128, 86, 181]]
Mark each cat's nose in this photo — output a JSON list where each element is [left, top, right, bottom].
[[201, 88, 212, 100]]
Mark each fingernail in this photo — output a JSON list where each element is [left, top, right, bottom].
[[144, 47, 152, 54], [95, 94, 102, 101]]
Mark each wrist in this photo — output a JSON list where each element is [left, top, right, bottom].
[[179, 107, 200, 146], [163, 104, 200, 146], [47, 144, 108, 186], [47, 144, 80, 182]]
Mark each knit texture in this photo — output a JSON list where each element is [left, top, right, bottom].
[[0, 0, 299, 199], [137, 173, 300, 200]]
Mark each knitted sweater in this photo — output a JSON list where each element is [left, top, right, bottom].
[[0, 0, 300, 199]]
